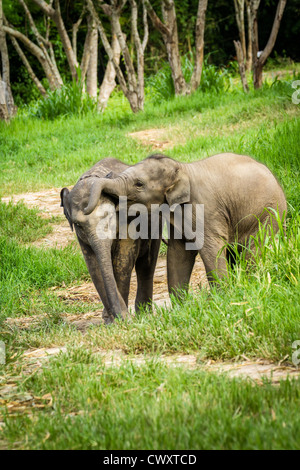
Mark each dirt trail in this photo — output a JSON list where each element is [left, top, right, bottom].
[[3, 346, 298, 385], [128, 128, 177, 150], [2, 188, 76, 248]]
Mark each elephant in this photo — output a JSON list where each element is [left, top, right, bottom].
[[60, 158, 161, 323], [83, 152, 287, 297]]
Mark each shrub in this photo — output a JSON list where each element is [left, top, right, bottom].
[[28, 79, 97, 120], [146, 54, 231, 103]]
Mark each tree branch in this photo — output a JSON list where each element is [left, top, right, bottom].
[[9, 35, 47, 96], [258, 0, 287, 66], [143, 0, 170, 37]]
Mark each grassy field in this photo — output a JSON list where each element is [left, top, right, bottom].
[[0, 75, 300, 449]]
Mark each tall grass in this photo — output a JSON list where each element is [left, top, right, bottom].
[[146, 54, 232, 102], [27, 79, 97, 120]]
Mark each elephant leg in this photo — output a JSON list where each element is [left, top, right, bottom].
[[112, 238, 139, 311], [200, 236, 228, 286], [167, 238, 197, 300], [77, 237, 125, 324], [135, 238, 161, 313]]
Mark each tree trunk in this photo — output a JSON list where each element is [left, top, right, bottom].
[[87, 0, 148, 113], [0, 0, 15, 119], [0, 78, 8, 120], [234, 0, 246, 59], [18, 0, 63, 88], [86, 15, 98, 98], [161, 0, 188, 95], [189, 0, 208, 93], [98, 32, 121, 111], [144, 0, 188, 95], [251, 0, 287, 89], [234, 39, 249, 92], [31, 0, 79, 80], [253, 59, 263, 89], [245, 0, 252, 71]]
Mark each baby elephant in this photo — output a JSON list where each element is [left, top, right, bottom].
[[83, 152, 287, 296], [60, 158, 161, 322]]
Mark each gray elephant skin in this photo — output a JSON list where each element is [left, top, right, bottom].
[[60, 158, 161, 322], [83, 153, 287, 296]]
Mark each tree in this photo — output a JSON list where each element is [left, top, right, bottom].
[[0, 0, 15, 119], [233, 0, 252, 73], [2, 0, 122, 107], [87, 0, 149, 113], [144, 0, 208, 95], [30, 0, 79, 81], [250, 0, 287, 88]]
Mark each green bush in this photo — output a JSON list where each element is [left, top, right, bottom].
[[146, 54, 232, 103], [28, 79, 97, 120]]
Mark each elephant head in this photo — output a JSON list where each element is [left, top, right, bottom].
[[84, 154, 191, 215]]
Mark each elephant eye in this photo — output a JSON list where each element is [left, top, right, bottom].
[[135, 180, 144, 188], [74, 222, 82, 229]]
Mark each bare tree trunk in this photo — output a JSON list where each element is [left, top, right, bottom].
[[87, 0, 148, 113], [234, 0, 246, 59], [250, 0, 287, 89], [250, 0, 261, 87], [98, 32, 121, 111], [18, 0, 63, 88], [80, 18, 93, 83], [234, 40, 249, 92], [31, 0, 79, 80], [145, 0, 207, 95], [0, 0, 15, 119], [73, 6, 85, 63], [189, 0, 208, 93], [144, 0, 188, 95], [245, 0, 252, 71], [86, 15, 98, 98], [161, 0, 188, 95], [130, 0, 148, 110], [0, 78, 9, 120]]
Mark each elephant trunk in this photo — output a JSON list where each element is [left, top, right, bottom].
[[84, 177, 127, 215], [89, 234, 127, 319]]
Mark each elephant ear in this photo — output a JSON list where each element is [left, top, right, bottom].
[[60, 188, 73, 231], [165, 170, 191, 208]]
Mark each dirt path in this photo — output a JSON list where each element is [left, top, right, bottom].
[[2, 346, 298, 386]]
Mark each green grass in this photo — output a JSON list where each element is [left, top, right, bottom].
[[0, 73, 300, 449], [2, 359, 300, 450], [0, 79, 298, 194], [0, 201, 55, 243]]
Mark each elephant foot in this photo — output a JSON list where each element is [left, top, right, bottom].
[[102, 308, 130, 325], [102, 309, 115, 325]]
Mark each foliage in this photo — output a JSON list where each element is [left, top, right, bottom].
[[28, 79, 98, 120], [146, 53, 233, 103], [198, 56, 232, 93]]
